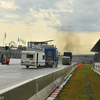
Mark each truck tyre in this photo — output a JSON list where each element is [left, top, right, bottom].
[[37, 65, 40, 69], [26, 66, 29, 68], [55, 65, 57, 67], [55, 62, 58, 67], [51, 65, 53, 68], [37, 66, 39, 69]]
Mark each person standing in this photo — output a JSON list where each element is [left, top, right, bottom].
[[1, 54, 3, 63], [6, 56, 10, 65]]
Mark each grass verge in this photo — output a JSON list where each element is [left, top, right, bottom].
[[55, 64, 100, 100]]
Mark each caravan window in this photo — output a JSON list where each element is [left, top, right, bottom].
[[27, 54, 33, 58], [43, 55, 45, 60]]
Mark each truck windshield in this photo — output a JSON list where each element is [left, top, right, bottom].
[[62, 58, 69, 60], [27, 54, 33, 58]]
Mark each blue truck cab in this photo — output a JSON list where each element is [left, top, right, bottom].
[[45, 48, 59, 67]]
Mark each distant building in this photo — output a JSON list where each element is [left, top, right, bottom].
[[27, 40, 54, 51]]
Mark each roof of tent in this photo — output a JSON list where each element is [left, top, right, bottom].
[[91, 39, 100, 52]]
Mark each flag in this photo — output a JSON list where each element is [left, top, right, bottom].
[[5, 32, 6, 39], [20, 38, 24, 44], [23, 40, 25, 44], [23, 40, 26, 45], [20, 38, 22, 43], [22, 40, 24, 44], [18, 38, 20, 42], [20, 38, 26, 44]]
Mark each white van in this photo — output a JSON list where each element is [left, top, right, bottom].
[[21, 51, 45, 68]]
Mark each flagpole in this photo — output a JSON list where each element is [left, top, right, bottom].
[[17, 37, 18, 47], [3, 38, 5, 46], [3, 32, 6, 46], [17, 37, 20, 47]]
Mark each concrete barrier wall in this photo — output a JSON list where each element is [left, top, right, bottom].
[[9, 59, 21, 64], [0, 79, 37, 100], [0, 64, 77, 100]]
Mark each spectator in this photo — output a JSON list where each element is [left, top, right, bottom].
[[6, 56, 10, 65]]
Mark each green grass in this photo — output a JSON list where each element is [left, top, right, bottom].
[[55, 64, 100, 100]]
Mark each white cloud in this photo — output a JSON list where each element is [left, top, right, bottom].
[[0, 0, 17, 10], [55, 0, 73, 12], [4, 15, 19, 18], [0, 0, 100, 33]]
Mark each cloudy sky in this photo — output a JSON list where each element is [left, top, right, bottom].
[[0, 0, 100, 55]]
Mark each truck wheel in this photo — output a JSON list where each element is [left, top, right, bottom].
[[37, 66, 39, 69], [55, 62, 58, 67], [51, 65, 53, 68], [26, 66, 29, 68], [37, 65, 40, 68], [55, 65, 57, 67]]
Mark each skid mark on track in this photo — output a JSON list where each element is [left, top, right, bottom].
[[85, 73, 93, 100]]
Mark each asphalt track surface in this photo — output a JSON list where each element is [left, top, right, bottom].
[[0, 60, 67, 90]]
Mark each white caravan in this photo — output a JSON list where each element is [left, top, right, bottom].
[[21, 51, 45, 68]]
